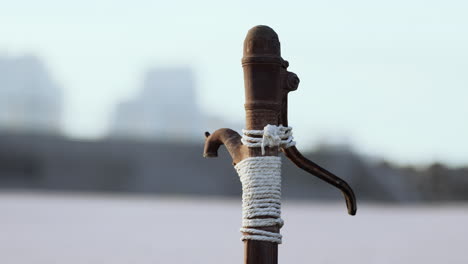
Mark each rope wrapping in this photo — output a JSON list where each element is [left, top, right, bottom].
[[234, 125, 295, 244], [235, 156, 283, 244]]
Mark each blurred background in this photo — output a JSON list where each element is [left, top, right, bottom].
[[1, 1, 467, 263]]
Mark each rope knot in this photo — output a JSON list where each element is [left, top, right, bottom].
[[262, 124, 282, 154], [241, 125, 296, 155]]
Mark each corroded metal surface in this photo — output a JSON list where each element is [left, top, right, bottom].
[[204, 25, 357, 264]]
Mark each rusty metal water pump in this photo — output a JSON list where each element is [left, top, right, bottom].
[[203, 25, 356, 264]]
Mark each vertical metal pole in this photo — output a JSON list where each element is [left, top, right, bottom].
[[204, 25, 283, 263], [241, 25, 284, 264]]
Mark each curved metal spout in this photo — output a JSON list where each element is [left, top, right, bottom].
[[279, 74, 357, 215], [204, 128, 247, 165], [283, 146, 357, 215]]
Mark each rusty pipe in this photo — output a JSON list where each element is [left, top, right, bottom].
[[205, 26, 287, 264]]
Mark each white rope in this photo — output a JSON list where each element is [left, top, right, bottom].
[[233, 125, 296, 244], [234, 156, 283, 244], [241, 124, 295, 155]]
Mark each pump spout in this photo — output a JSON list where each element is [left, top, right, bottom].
[[203, 128, 247, 165]]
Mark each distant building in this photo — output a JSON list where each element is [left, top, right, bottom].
[[0, 55, 62, 134], [110, 67, 203, 141]]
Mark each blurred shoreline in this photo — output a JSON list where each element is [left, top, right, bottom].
[[1, 132, 467, 203]]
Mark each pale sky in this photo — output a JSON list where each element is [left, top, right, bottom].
[[1, 0, 467, 166]]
